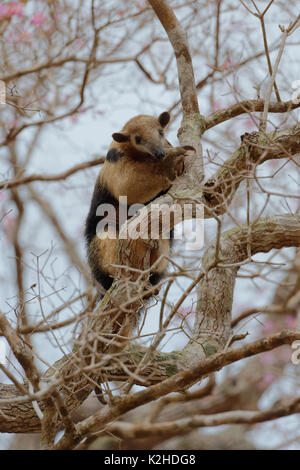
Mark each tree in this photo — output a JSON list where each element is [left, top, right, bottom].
[[0, 0, 299, 450]]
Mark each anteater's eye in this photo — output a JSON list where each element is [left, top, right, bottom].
[[159, 130, 164, 137], [135, 136, 142, 144]]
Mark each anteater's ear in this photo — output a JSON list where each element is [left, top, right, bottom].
[[158, 111, 170, 128], [112, 132, 130, 143]]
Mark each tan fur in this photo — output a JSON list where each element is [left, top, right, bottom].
[[88, 231, 118, 278], [86, 113, 190, 290], [101, 115, 176, 205], [89, 232, 170, 281], [100, 157, 175, 205]]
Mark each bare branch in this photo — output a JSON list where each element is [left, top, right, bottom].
[[107, 397, 300, 440], [0, 157, 104, 190], [204, 99, 300, 131]]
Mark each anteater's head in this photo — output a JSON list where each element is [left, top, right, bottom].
[[112, 112, 170, 161]]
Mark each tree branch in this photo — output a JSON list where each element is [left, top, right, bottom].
[[0, 157, 104, 190], [107, 397, 300, 440], [1, 214, 299, 436], [55, 328, 300, 449], [203, 124, 300, 215], [204, 99, 300, 132]]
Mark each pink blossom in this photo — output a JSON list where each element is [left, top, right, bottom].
[[285, 315, 298, 328], [212, 101, 222, 112], [177, 306, 196, 318], [0, 192, 6, 201], [7, 119, 19, 127], [279, 348, 291, 362], [9, 2, 23, 16], [7, 30, 31, 43], [30, 12, 47, 28], [74, 38, 88, 50], [220, 57, 233, 70], [261, 372, 275, 387], [262, 320, 275, 334], [0, 2, 23, 19], [3, 216, 16, 243], [117, 9, 128, 17], [135, 0, 146, 10], [244, 116, 255, 130], [0, 5, 9, 19], [207, 57, 234, 72], [260, 351, 275, 365], [70, 115, 78, 124]]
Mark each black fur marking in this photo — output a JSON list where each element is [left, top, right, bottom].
[[106, 148, 123, 162], [169, 227, 175, 247], [94, 268, 114, 291], [149, 271, 164, 286], [85, 182, 119, 291], [145, 187, 171, 205], [85, 182, 118, 245], [158, 111, 170, 128], [85, 178, 126, 292], [85, 181, 174, 291], [112, 132, 129, 143]]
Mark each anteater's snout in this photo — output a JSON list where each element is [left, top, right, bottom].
[[153, 148, 165, 160]]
